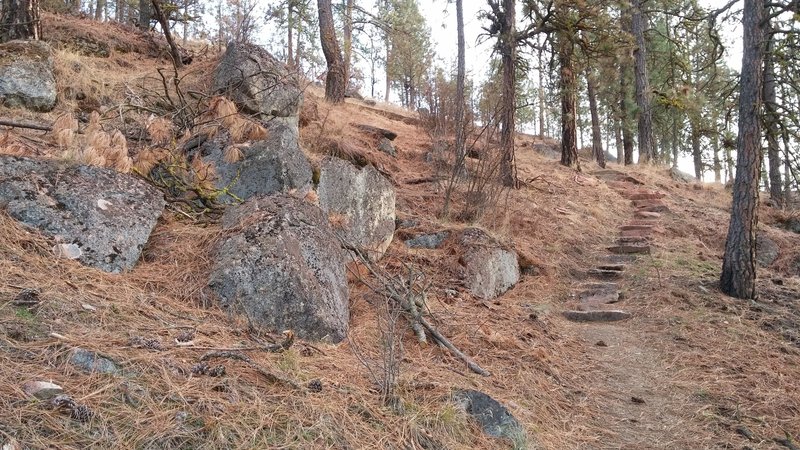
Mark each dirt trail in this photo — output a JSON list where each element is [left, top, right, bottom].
[[558, 169, 706, 449]]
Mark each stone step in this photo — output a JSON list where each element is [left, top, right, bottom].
[[607, 181, 637, 190], [577, 281, 620, 292], [632, 199, 666, 208], [599, 254, 638, 264], [619, 224, 654, 231], [618, 236, 651, 245], [625, 192, 665, 201], [620, 229, 653, 239], [562, 310, 632, 322], [587, 268, 624, 279], [637, 204, 670, 213], [608, 244, 650, 254], [626, 219, 659, 226], [635, 211, 662, 219]]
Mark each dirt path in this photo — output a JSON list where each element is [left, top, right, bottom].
[[558, 169, 705, 449]]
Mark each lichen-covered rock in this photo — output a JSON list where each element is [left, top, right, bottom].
[[456, 228, 519, 300], [0, 155, 165, 273], [69, 348, 119, 374], [0, 41, 56, 111], [317, 157, 396, 260], [213, 42, 302, 130], [209, 195, 349, 343], [193, 121, 313, 202], [756, 232, 780, 268], [405, 231, 449, 249], [453, 389, 524, 443]]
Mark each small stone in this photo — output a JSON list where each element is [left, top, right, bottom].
[[377, 137, 396, 156], [53, 243, 82, 260], [595, 340, 608, 347], [405, 231, 450, 249], [96, 199, 112, 210], [81, 303, 97, 312], [69, 347, 119, 374], [22, 381, 64, 400], [453, 389, 523, 441], [631, 396, 646, 404]]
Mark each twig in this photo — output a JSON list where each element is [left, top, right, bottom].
[[0, 119, 52, 131], [200, 350, 301, 390]]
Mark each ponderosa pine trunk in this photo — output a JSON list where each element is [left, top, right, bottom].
[[619, 62, 634, 165], [559, 36, 579, 169], [343, 0, 354, 90], [631, 0, 654, 163], [691, 123, 702, 180], [586, 68, 605, 168], [317, 0, 345, 103], [499, 0, 517, 186], [287, 2, 294, 66], [763, 17, 783, 207], [0, 0, 40, 43], [720, 0, 764, 299], [442, 0, 466, 218]]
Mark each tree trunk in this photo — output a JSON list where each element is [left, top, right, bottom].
[[712, 126, 722, 182], [763, 17, 783, 207], [559, 36, 579, 169], [138, 0, 151, 28], [586, 68, 605, 168], [94, 0, 104, 20], [631, 0, 654, 163], [317, 0, 345, 103], [691, 123, 702, 180], [720, 0, 764, 300], [287, 2, 294, 66], [0, 0, 41, 43], [343, 0, 354, 90], [499, 0, 517, 186], [619, 62, 633, 165], [538, 47, 545, 137], [152, 0, 183, 68], [454, 0, 466, 165]]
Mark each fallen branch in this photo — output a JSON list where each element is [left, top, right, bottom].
[[0, 119, 52, 132], [200, 350, 301, 390], [342, 242, 491, 377]]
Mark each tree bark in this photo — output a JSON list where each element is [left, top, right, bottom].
[[619, 62, 634, 165], [0, 0, 41, 43], [763, 17, 783, 207], [720, 0, 764, 300], [499, 0, 517, 186], [559, 36, 579, 169], [691, 123, 702, 180], [287, 1, 294, 66], [317, 0, 346, 103], [343, 0, 354, 90], [454, 0, 466, 165], [586, 68, 605, 168], [538, 47, 546, 137], [631, 0, 654, 163], [152, 0, 183, 68]]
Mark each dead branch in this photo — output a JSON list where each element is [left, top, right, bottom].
[[0, 119, 52, 131], [342, 241, 491, 377], [200, 350, 301, 391]]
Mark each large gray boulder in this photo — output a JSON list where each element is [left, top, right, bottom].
[[193, 121, 313, 202], [456, 228, 520, 300], [756, 232, 780, 268], [0, 41, 57, 111], [209, 195, 349, 343], [317, 157, 396, 260], [213, 42, 302, 131], [0, 155, 165, 273]]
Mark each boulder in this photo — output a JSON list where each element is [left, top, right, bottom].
[[317, 157, 396, 260], [0, 155, 165, 273], [377, 138, 396, 157], [213, 42, 302, 131], [0, 41, 57, 111], [669, 167, 695, 183], [209, 195, 349, 343], [456, 228, 519, 300], [756, 232, 780, 267], [453, 389, 524, 442], [192, 121, 313, 202]]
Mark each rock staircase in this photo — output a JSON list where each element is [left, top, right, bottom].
[[563, 169, 668, 322]]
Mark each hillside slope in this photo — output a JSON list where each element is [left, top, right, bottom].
[[1, 17, 799, 450]]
